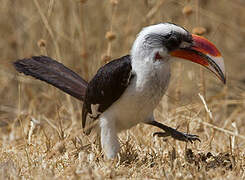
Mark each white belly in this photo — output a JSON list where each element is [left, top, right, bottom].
[[101, 60, 171, 132]]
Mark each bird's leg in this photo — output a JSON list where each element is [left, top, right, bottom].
[[147, 120, 200, 143], [100, 116, 120, 159]]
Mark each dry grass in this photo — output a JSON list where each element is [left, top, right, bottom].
[[1, 0, 245, 179]]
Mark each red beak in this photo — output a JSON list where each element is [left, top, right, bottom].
[[170, 34, 226, 84]]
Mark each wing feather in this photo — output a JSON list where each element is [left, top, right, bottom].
[[82, 55, 133, 133]]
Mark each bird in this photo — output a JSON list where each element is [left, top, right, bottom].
[[13, 23, 226, 159]]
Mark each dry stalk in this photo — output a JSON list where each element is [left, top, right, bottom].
[[231, 122, 239, 154], [103, 1, 118, 64], [27, 117, 41, 144], [43, 115, 60, 134], [56, 105, 65, 140], [17, 82, 32, 168], [144, 0, 166, 23], [182, 115, 245, 140], [33, 0, 61, 60], [37, 0, 55, 56], [79, 1, 89, 78], [198, 93, 213, 120], [65, 95, 76, 126], [41, 0, 55, 39], [222, 107, 241, 129], [229, 136, 232, 155]]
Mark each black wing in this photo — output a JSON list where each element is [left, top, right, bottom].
[[13, 56, 88, 101], [82, 55, 133, 132]]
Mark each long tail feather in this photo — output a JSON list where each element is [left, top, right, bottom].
[[13, 56, 88, 101]]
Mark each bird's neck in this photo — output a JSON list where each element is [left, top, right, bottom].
[[131, 55, 171, 94], [130, 37, 171, 96]]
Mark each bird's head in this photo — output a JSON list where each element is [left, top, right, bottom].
[[131, 23, 226, 84]]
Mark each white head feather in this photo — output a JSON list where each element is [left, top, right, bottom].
[[131, 23, 189, 62]]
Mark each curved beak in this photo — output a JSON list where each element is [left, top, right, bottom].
[[170, 34, 226, 84]]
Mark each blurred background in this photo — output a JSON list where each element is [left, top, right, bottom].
[[1, 0, 245, 178], [1, 0, 245, 106]]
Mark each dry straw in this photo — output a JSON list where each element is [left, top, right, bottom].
[[1, 0, 244, 179]]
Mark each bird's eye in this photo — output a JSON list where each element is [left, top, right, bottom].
[[164, 33, 171, 39], [165, 35, 181, 51]]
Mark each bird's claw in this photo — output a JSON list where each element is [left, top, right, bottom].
[[153, 129, 201, 143]]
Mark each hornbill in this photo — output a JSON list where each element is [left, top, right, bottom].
[[13, 23, 226, 159]]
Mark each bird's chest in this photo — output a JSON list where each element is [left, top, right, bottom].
[[113, 61, 170, 131], [134, 61, 171, 110]]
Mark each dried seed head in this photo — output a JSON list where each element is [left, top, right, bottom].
[[9, 36, 17, 49], [102, 54, 111, 63], [37, 39, 46, 47], [105, 31, 116, 41], [182, 5, 193, 16], [192, 27, 207, 35], [110, 0, 118, 6], [81, 51, 88, 59], [80, 0, 88, 4]]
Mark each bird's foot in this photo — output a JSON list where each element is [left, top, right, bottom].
[[153, 127, 201, 143]]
